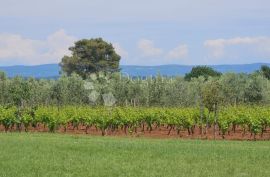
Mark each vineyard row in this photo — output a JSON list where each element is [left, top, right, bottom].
[[0, 106, 269, 139]]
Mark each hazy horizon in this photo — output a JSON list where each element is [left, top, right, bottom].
[[1, 62, 270, 68]]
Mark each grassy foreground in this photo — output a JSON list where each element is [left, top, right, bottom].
[[0, 133, 270, 177]]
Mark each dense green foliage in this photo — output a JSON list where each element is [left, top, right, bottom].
[[260, 65, 270, 80], [184, 66, 222, 81], [60, 38, 121, 79], [0, 106, 269, 139], [0, 71, 269, 107], [1, 133, 270, 177]]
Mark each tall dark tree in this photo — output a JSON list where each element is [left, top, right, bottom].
[[260, 65, 270, 80], [184, 66, 222, 81], [60, 38, 121, 79]]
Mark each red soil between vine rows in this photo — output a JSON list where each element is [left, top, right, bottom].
[[1, 124, 270, 141]]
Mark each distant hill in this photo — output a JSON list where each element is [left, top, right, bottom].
[[0, 63, 269, 78], [121, 64, 270, 77], [0, 64, 60, 79]]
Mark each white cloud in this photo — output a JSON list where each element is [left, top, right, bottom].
[[167, 44, 188, 59], [113, 43, 128, 58], [0, 29, 76, 65], [204, 36, 270, 58], [137, 39, 163, 57]]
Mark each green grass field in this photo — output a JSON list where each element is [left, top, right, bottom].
[[0, 133, 270, 177]]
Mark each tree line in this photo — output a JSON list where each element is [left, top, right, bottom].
[[0, 68, 269, 108]]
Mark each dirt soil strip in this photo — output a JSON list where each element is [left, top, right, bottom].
[[1, 125, 270, 140]]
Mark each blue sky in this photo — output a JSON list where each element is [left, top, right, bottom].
[[0, 0, 270, 66]]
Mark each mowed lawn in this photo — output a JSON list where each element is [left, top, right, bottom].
[[0, 133, 270, 177]]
